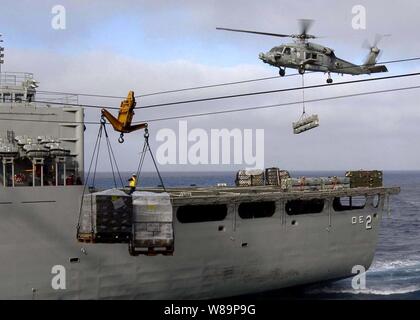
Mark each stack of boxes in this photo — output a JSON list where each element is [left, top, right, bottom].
[[235, 169, 265, 187], [79, 189, 133, 243], [131, 192, 174, 255], [345, 170, 383, 188], [281, 176, 350, 191], [265, 168, 290, 186]]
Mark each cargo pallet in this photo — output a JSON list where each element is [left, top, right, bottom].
[[77, 232, 131, 244], [128, 242, 174, 256]]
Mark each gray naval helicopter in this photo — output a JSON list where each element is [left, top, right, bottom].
[[217, 19, 388, 83]]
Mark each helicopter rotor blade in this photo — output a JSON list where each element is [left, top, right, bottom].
[[299, 19, 314, 36], [373, 34, 383, 47], [362, 39, 372, 50], [377, 50, 383, 61], [216, 27, 292, 38], [374, 33, 391, 47], [363, 33, 391, 50]]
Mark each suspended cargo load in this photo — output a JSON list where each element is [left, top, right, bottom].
[[78, 188, 133, 243], [346, 170, 383, 188], [281, 176, 350, 191], [23, 144, 49, 158], [265, 168, 290, 186], [130, 192, 174, 256], [292, 114, 319, 134], [235, 169, 265, 187]]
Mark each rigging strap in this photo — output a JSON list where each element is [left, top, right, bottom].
[[76, 116, 126, 236], [301, 75, 306, 116], [76, 122, 103, 235], [134, 125, 166, 192]]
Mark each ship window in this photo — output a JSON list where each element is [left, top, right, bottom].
[[285, 199, 325, 215], [177, 204, 227, 223], [3, 93, 11, 102], [15, 94, 24, 103], [333, 196, 366, 211], [238, 201, 276, 219]]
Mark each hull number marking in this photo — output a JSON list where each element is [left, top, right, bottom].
[[352, 215, 372, 230]]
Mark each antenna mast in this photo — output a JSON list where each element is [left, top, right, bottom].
[[0, 34, 4, 82]]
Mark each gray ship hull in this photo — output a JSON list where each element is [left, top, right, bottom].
[[0, 185, 384, 300]]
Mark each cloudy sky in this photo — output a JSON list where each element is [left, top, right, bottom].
[[1, 0, 420, 172]]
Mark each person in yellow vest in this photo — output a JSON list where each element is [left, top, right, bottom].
[[128, 174, 137, 194]]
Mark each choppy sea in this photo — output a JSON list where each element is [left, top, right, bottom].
[[93, 170, 420, 300]]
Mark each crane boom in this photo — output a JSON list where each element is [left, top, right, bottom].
[[101, 91, 147, 134]]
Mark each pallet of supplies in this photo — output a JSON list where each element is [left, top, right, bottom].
[[78, 188, 132, 243], [130, 192, 174, 256], [265, 168, 290, 186], [345, 170, 383, 188], [235, 169, 265, 187]]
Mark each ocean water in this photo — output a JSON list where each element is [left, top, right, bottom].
[[92, 170, 420, 300]]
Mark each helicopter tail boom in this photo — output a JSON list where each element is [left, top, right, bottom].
[[365, 65, 388, 74]]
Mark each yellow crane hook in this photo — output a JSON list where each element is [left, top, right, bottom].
[[101, 91, 148, 143]]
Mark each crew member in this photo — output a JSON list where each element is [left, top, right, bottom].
[[66, 174, 75, 186], [128, 174, 137, 194]]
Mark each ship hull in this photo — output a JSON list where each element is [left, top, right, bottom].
[[0, 186, 383, 300]]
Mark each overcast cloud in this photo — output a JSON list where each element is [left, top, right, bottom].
[[1, 0, 420, 172]]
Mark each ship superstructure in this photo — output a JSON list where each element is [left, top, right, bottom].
[[0, 72, 84, 188]]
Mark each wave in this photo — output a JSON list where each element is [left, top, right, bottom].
[[370, 258, 420, 272], [305, 257, 420, 298], [308, 285, 420, 296]]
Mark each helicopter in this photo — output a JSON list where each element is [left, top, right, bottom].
[[217, 20, 388, 83]]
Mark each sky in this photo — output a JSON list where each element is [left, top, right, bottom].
[[1, 0, 420, 172]]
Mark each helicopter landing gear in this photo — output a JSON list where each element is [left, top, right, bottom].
[[326, 72, 333, 84], [298, 65, 306, 75], [279, 68, 286, 77]]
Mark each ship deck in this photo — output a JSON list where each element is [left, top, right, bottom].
[[123, 185, 401, 205]]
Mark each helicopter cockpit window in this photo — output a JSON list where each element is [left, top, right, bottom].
[[283, 47, 291, 55], [270, 46, 283, 53]]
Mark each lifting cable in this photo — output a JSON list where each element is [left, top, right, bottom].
[[301, 75, 306, 116], [3, 83, 420, 126], [35, 56, 420, 100], [11, 71, 420, 111], [138, 72, 420, 110], [76, 122, 103, 235], [76, 117, 126, 236], [134, 125, 166, 192]]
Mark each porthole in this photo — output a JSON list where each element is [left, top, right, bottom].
[[373, 195, 380, 208]]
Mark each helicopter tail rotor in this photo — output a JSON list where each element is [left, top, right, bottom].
[[362, 33, 391, 65]]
